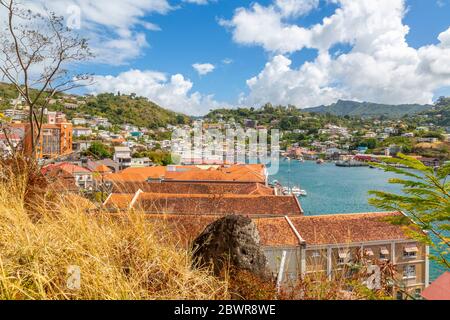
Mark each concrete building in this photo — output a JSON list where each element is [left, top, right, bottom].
[[113, 146, 132, 170]]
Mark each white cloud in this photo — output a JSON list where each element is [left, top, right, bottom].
[[22, 0, 174, 65], [275, 0, 319, 18], [222, 58, 233, 64], [192, 63, 216, 75], [438, 27, 450, 48], [89, 69, 228, 115], [182, 0, 212, 4], [219, 3, 311, 53], [226, 0, 450, 108]]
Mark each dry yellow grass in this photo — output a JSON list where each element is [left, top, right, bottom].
[[0, 171, 229, 300]]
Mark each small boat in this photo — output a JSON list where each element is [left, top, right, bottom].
[[316, 159, 324, 164], [291, 186, 307, 196]]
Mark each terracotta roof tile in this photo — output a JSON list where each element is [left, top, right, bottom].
[[110, 181, 274, 195], [253, 217, 299, 247], [103, 193, 134, 210], [104, 192, 302, 216], [289, 212, 410, 245], [104, 164, 266, 183], [143, 214, 296, 247]]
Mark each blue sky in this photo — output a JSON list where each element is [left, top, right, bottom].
[[52, 0, 450, 114]]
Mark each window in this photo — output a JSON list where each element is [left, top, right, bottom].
[[379, 247, 389, 260], [364, 248, 374, 257], [337, 251, 350, 265], [403, 265, 416, 279], [403, 245, 418, 259], [311, 251, 321, 259], [414, 288, 422, 299]]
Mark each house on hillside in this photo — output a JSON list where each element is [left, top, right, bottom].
[[113, 146, 132, 170], [42, 162, 93, 190]]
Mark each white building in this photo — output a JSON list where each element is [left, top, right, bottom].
[[113, 146, 132, 170], [73, 127, 93, 137], [131, 157, 152, 168]]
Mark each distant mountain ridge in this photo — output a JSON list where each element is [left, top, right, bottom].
[[304, 100, 433, 118]]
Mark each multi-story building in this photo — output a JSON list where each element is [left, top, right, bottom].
[[37, 123, 73, 159], [113, 146, 132, 170], [12, 122, 73, 159]]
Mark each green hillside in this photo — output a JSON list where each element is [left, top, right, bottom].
[[304, 100, 433, 118], [0, 82, 190, 128]]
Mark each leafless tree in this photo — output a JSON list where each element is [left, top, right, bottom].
[[0, 0, 93, 158]]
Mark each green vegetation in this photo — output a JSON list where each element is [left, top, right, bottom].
[[55, 93, 190, 129], [83, 142, 112, 159], [206, 103, 357, 131], [369, 154, 450, 269], [305, 100, 432, 119], [0, 82, 190, 129], [132, 150, 173, 166]]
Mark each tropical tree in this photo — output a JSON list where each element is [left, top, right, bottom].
[[368, 153, 450, 269]]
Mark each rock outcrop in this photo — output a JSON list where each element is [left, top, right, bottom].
[[192, 215, 268, 278]]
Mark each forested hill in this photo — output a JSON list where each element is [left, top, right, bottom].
[[0, 82, 190, 128], [304, 100, 433, 118], [65, 93, 190, 128]]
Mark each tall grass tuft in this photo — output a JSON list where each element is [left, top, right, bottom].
[[0, 161, 229, 300]]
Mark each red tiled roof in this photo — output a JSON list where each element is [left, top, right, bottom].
[[253, 217, 299, 247], [104, 164, 266, 183], [421, 272, 450, 300], [42, 162, 91, 175], [142, 214, 296, 247], [103, 193, 134, 210], [110, 181, 274, 195], [289, 212, 410, 245], [104, 192, 302, 216], [94, 164, 112, 173]]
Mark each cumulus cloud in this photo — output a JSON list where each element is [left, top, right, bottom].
[[89, 69, 228, 115], [225, 0, 450, 108], [192, 63, 216, 75]]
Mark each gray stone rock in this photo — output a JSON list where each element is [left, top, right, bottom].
[[192, 215, 268, 278]]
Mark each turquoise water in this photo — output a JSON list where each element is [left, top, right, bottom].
[[270, 160, 447, 280]]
